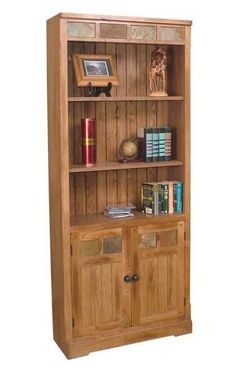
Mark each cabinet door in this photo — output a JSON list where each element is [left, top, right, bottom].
[[71, 228, 130, 337], [132, 221, 185, 325]]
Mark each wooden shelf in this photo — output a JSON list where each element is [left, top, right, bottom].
[[70, 211, 186, 231], [69, 160, 183, 173], [68, 96, 184, 102]]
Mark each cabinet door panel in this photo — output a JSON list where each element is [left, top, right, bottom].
[[132, 221, 185, 325], [71, 228, 130, 337]]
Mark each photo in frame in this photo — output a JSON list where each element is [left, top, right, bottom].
[[72, 54, 120, 87]]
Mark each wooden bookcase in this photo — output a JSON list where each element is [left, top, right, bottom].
[[47, 12, 192, 359]]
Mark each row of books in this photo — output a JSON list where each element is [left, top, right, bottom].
[[142, 181, 183, 215], [138, 127, 173, 162]]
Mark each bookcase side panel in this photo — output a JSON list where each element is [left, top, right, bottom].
[[47, 16, 71, 351]]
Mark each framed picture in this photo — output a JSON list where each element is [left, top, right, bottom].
[[72, 54, 120, 87]]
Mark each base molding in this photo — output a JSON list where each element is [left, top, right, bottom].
[[61, 318, 192, 359]]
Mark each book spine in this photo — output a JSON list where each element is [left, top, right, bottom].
[[158, 128, 165, 161], [137, 127, 145, 161], [144, 128, 153, 162], [164, 127, 172, 161], [142, 184, 154, 214], [154, 186, 159, 215], [168, 182, 174, 214], [152, 128, 159, 162], [162, 183, 169, 213], [174, 182, 183, 213], [82, 118, 96, 166]]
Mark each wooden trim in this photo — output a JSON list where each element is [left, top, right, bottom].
[[67, 36, 185, 45], [56, 13, 192, 26], [65, 318, 192, 358], [70, 212, 186, 231], [183, 26, 191, 318], [47, 16, 71, 348]]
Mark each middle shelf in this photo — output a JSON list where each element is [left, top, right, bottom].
[[68, 96, 184, 102], [69, 160, 183, 173]]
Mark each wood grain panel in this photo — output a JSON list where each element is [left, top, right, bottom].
[[112, 262, 122, 321], [101, 264, 113, 322], [132, 221, 185, 326], [94, 42, 107, 213], [71, 228, 128, 337], [116, 43, 128, 204], [167, 253, 177, 310]]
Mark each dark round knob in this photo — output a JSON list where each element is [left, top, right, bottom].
[[132, 274, 139, 282], [124, 275, 132, 283]]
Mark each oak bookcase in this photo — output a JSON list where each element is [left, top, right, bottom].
[[47, 12, 192, 359]]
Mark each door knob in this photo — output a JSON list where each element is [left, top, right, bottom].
[[132, 274, 139, 282], [124, 275, 132, 283]]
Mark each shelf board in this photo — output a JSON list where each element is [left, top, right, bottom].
[[70, 211, 186, 231], [69, 160, 183, 173], [68, 96, 184, 102]]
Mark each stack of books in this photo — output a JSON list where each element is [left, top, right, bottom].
[[104, 204, 135, 219], [138, 127, 173, 162], [141, 181, 183, 215]]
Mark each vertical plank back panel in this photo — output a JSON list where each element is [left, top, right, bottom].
[[116, 43, 128, 205]]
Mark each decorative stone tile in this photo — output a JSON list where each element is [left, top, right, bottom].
[[103, 237, 122, 254], [159, 26, 185, 42], [139, 232, 159, 249], [160, 229, 177, 247], [80, 240, 100, 257], [100, 23, 127, 39], [67, 22, 95, 38], [130, 25, 156, 40]]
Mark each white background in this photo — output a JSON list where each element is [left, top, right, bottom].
[[0, 0, 236, 371]]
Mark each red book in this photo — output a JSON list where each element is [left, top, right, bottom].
[[82, 118, 96, 166]]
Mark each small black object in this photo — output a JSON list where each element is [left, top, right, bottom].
[[132, 274, 139, 282], [124, 275, 132, 283], [88, 82, 112, 97]]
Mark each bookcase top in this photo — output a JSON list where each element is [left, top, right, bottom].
[[54, 12, 192, 26]]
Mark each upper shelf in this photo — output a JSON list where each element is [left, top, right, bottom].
[[68, 96, 184, 102], [70, 160, 183, 173]]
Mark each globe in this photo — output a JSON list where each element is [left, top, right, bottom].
[[119, 138, 139, 161]]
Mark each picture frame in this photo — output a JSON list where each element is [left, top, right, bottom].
[[72, 54, 120, 87]]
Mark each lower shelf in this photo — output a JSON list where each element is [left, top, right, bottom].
[[70, 211, 185, 231]]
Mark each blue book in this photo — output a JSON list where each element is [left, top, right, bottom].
[[158, 128, 166, 161], [174, 182, 183, 213], [152, 128, 159, 161]]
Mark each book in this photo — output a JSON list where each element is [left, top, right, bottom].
[[142, 182, 160, 215], [158, 128, 166, 161], [164, 127, 172, 161], [152, 128, 159, 162], [144, 128, 153, 162], [174, 182, 183, 213], [137, 127, 145, 160]]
